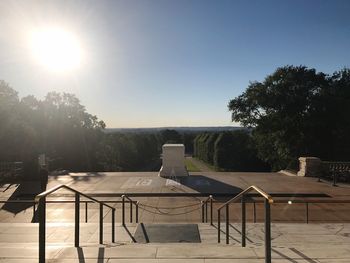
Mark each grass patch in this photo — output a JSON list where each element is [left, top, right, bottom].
[[193, 157, 220, 172], [185, 158, 201, 172]]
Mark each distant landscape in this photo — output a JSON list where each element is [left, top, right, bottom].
[[105, 126, 245, 134], [1, 65, 349, 181]]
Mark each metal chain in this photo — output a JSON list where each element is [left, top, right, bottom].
[[138, 205, 201, 216], [139, 202, 200, 209]]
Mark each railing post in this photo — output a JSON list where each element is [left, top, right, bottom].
[[218, 210, 221, 243], [205, 200, 208, 223], [210, 195, 213, 225], [75, 193, 80, 247], [306, 202, 309, 224], [226, 204, 229, 244], [201, 201, 204, 223], [241, 195, 246, 247], [264, 199, 271, 263], [85, 201, 88, 223], [130, 200, 133, 223], [99, 203, 103, 244], [253, 201, 256, 223], [122, 195, 125, 226], [39, 197, 46, 263], [33, 203, 36, 218], [112, 208, 115, 243], [136, 202, 139, 223], [333, 172, 337, 186]]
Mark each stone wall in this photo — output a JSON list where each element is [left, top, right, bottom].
[[297, 157, 322, 177]]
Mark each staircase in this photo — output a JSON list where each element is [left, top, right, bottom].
[[0, 222, 349, 261], [3, 184, 349, 262]]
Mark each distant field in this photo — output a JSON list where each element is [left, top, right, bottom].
[[185, 158, 201, 172], [105, 126, 245, 133]]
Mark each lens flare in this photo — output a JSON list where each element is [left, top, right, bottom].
[[30, 28, 82, 71]]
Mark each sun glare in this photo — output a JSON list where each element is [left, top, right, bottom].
[[30, 28, 82, 71]]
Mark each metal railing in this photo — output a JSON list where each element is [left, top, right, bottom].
[[35, 184, 116, 263], [320, 161, 350, 186], [1, 190, 349, 263], [217, 186, 273, 263], [121, 195, 139, 225], [2, 197, 349, 226], [201, 195, 213, 224]]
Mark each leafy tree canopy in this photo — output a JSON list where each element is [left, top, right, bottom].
[[0, 81, 106, 173], [228, 66, 350, 170]]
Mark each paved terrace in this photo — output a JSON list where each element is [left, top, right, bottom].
[[0, 172, 350, 262], [0, 171, 349, 223]]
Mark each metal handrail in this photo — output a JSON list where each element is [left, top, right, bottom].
[[35, 184, 115, 209], [201, 195, 213, 224], [218, 185, 273, 210], [217, 186, 273, 263], [35, 184, 116, 263], [4, 198, 350, 204], [121, 194, 139, 225], [2, 198, 349, 227], [320, 161, 350, 186]]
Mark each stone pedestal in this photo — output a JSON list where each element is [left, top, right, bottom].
[[297, 157, 321, 177], [159, 144, 188, 177]]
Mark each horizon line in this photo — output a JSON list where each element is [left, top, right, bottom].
[[105, 125, 243, 129]]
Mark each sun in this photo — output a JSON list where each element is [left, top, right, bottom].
[[30, 28, 82, 71]]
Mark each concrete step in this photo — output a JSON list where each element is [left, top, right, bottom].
[[0, 222, 350, 246], [0, 222, 349, 262], [0, 242, 350, 262]]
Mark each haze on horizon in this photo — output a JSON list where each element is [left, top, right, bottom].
[[0, 0, 349, 128]]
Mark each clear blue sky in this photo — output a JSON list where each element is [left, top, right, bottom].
[[0, 0, 349, 127]]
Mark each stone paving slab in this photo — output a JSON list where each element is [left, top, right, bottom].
[[156, 245, 257, 259], [56, 245, 157, 259], [0, 222, 350, 246], [0, 223, 348, 261], [0, 246, 62, 258]]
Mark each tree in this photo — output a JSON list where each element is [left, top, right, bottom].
[[0, 81, 40, 179], [213, 131, 268, 171], [228, 66, 350, 170], [159, 129, 182, 144], [0, 81, 107, 175], [39, 92, 106, 171], [182, 133, 196, 154]]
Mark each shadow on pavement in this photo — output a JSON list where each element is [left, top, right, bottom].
[[98, 247, 105, 263], [123, 225, 136, 243], [1, 181, 42, 215], [168, 175, 243, 199], [77, 247, 86, 263], [66, 172, 106, 183]]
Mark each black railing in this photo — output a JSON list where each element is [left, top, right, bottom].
[[1, 197, 349, 226], [121, 195, 139, 225], [321, 161, 350, 186], [201, 195, 213, 224], [35, 184, 116, 263], [217, 186, 273, 263], [1, 197, 349, 225]]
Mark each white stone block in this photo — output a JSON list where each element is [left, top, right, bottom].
[[159, 144, 188, 177]]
